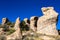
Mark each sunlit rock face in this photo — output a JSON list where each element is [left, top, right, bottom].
[[24, 18, 30, 26], [14, 17, 20, 30], [2, 18, 9, 25], [0, 28, 3, 35], [30, 16, 38, 31], [37, 7, 58, 35], [6, 17, 22, 40]]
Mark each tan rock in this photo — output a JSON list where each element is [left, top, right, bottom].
[[14, 17, 20, 30], [0, 28, 4, 35], [24, 18, 30, 26], [2, 18, 9, 25], [30, 16, 38, 31], [40, 36, 56, 40], [37, 7, 58, 36], [6, 17, 22, 40]]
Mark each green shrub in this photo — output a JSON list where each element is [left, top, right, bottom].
[[6, 28, 15, 35], [3, 25, 9, 32], [6, 22, 15, 28], [20, 21, 29, 31], [6, 22, 11, 25]]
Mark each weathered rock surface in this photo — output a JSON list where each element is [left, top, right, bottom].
[[14, 17, 20, 30], [40, 36, 56, 40], [37, 7, 58, 36], [30, 16, 38, 31], [2, 18, 9, 25], [24, 18, 30, 26], [0, 28, 4, 35], [6, 17, 22, 40], [0, 7, 59, 40]]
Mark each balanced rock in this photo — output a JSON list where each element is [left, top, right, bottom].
[[6, 17, 22, 40], [37, 7, 58, 36], [30, 16, 38, 31], [2, 18, 9, 25]]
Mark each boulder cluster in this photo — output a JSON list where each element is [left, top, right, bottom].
[[0, 7, 59, 40]]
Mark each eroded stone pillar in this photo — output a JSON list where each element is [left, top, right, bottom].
[[2, 18, 9, 25], [37, 7, 58, 36], [24, 18, 30, 26], [6, 17, 22, 40], [14, 17, 20, 30], [30, 16, 38, 31]]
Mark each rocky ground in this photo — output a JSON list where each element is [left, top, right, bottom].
[[0, 30, 60, 40], [22, 30, 60, 40]]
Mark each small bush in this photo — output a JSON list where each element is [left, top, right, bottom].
[[6, 22, 11, 25], [6, 28, 15, 35], [3, 25, 9, 32], [6, 22, 15, 28], [20, 21, 29, 31]]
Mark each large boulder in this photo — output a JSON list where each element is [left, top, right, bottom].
[[6, 17, 22, 40], [30, 16, 38, 31], [37, 7, 58, 36]]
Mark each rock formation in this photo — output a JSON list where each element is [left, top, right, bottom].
[[14, 17, 20, 30], [0, 7, 59, 40], [30, 16, 38, 31], [24, 18, 30, 27], [6, 17, 22, 40], [0, 28, 3, 35], [37, 7, 58, 36], [2, 18, 9, 25]]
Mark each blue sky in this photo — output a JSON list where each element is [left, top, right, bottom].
[[0, 0, 60, 30]]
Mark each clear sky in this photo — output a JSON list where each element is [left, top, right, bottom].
[[0, 0, 60, 30]]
